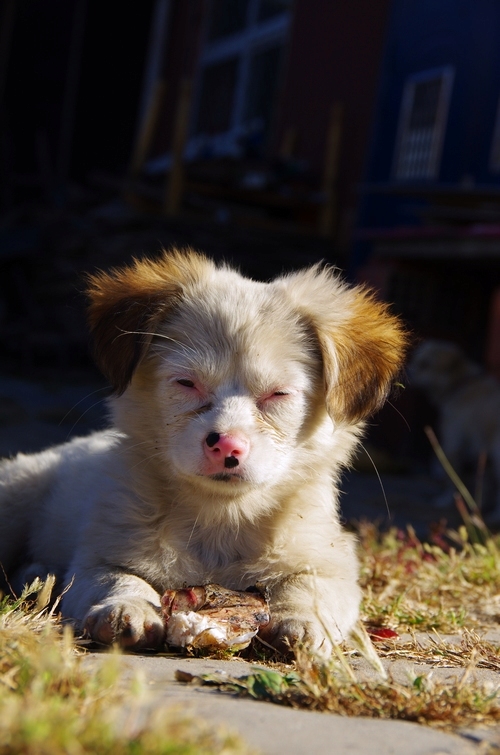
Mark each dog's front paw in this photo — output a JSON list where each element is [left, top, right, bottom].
[[84, 597, 165, 650], [259, 613, 340, 657]]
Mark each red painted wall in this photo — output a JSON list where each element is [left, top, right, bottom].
[[273, 0, 392, 244], [151, 0, 391, 248]]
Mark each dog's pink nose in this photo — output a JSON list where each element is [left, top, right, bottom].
[[204, 432, 249, 471]]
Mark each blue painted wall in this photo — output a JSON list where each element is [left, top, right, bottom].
[[357, 0, 500, 248]]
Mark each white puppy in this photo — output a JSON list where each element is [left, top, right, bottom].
[[0, 250, 406, 654], [410, 339, 500, 520]]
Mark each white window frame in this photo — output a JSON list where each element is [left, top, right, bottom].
[[393, 66, 454, 181], [188, 0, 291, 159]]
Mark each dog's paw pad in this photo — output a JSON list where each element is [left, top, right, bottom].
[[84, 610, 117, 645], [84, 601, 165, 650], [260, 616, 338, 658]]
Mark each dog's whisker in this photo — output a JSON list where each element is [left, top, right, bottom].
[[186, 508, 203, 549], [64, 397, 109, 440], [117, 439, 156, 455], [155, 328, 206, 355], [385, 399, 411, 432], [360, 442, 391, 518], [116, 328, 200, 358], [59, 387, 110, 427], [127, 450, 167, 472]]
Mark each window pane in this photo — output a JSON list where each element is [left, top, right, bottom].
[[244, 45, 282, 134], [394, 70, 453, 180], [208, 0, 249, 41], [196, 58, 239, 134], [257, 0, 292, 23], [409, 79, 442, 129]]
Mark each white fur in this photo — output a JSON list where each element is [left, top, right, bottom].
[[0, 254, 404, 655]]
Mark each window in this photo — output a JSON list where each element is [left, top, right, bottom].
[[190, 0, 292, 158], [393, 67, 454, 180], [207, 0, 249, 42], [196, 58, 239, 134], [257, 0, 291, 23], [243, 44, 283, 131]]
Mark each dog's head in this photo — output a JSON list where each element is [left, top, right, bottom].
[[87, 250, 406, 492], [409, 339, 480, 402]]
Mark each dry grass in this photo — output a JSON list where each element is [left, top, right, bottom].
[[359, 520, 500, 635], [0, 580, 249, 755]]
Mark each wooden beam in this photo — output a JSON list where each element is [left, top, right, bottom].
[[319, 102, 343, 237], [128, 79, 166, 178], [279, 126, 297, 160], [164, 77, 192, 216]]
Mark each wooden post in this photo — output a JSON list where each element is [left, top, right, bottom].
[[165, 77, 192, 216], [0, 0, 16, 110], [319, 102, 343, 236], [56, 0, 87, 187], [128, 79, 166, 178], [279, 126, 297, 160]]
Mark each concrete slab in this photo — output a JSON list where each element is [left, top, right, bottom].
[[353, 630, 500, 687], [80, 653, 489, 755]]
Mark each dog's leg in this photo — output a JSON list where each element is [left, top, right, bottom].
[[260, 572, 361, 657], [62, 568, 165, 650]]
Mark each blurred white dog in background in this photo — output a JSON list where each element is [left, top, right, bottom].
[[410, 339, 500, 521]]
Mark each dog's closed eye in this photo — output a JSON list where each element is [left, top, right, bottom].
[[262, 389, 294, 400], [257, 389, 297, 412]]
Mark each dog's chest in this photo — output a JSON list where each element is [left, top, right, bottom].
[[185, 523, 247, 569], [156, 520, 259, 586]]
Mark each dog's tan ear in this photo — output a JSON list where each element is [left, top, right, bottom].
[[86, 249, 213, 393], [279, 265, 408, 424]]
